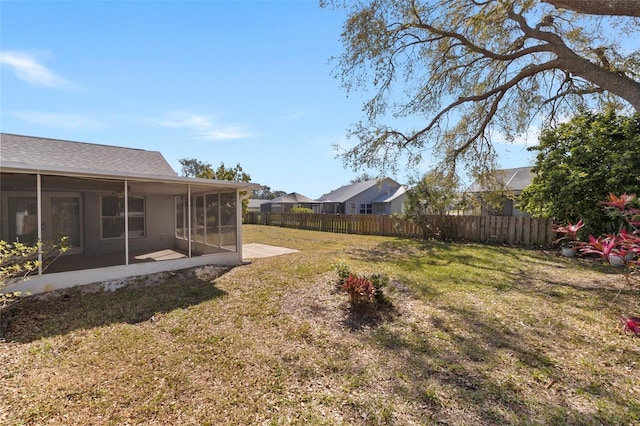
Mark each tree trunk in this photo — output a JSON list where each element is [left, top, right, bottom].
[[533, 19, 640, 111], [542, 0, 640, 17], [556, 51, 640, 111]]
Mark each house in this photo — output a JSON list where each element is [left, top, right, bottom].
[[260, 192, 315, 213], [0, 133, 258, 295], [247, 199, 269, 212], [314, 178, 407, 215], [465, 167, 533, 216]]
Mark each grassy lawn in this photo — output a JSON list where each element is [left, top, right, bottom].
[[1, 225, 639, 425]]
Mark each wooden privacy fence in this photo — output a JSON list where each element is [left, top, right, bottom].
[[244, 212, 556, 246]]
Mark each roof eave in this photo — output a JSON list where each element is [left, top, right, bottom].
[[1, 161, 260, 191]]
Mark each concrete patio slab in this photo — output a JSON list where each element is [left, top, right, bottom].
[[242, 243, 299, 259]]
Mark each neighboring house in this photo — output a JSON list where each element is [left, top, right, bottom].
[[0, 133, 257, 295], [314, 178, 407, 215], [465, 167, 533, 216], [248, 199, 269, 212], [260, 192, 315, 213]]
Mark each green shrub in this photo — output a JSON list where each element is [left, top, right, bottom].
[[290, 207, 313, 214], [370, 274, 390, 304], [520, 109, 640, 237], [332, 259, 351, 284]]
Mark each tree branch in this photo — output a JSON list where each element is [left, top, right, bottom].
[[408, 60, 562, 145], [509, 9, 640, 110], [451, 89, 506, 161], [408, 21, 554, 62], [542, 0, 640, 17]]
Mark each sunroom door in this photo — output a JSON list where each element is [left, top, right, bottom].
[[7, 196, 39, 245], [47, 194, 83, 255], [6, 193, 83, 254]]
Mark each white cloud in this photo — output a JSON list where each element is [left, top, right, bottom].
[[510, 127, 541, 147], [11, 111, 103, 129], [491, 122, 543, 147], [0, 50, 71, 88], [156, 112, 252, 141], [200, 126, 252, 140], [281, 111, 308, 121], [157, 114, 212, 130]]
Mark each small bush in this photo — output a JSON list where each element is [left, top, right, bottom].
[[332, 260, 351, 284], [332, 261, 391, 311], [290, 207, 313, 214], [342, 273, 377, 309], [1, 237, 70, 335], [1, 237, 69, 290], [370, 274, 389, 303], [341, 272, 390, 311]]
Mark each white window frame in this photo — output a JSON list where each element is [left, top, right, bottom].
[[100, 195, 146, 240], [359, 203, 372, 214]]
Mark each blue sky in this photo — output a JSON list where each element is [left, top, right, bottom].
[[0, 0, 534, 199]]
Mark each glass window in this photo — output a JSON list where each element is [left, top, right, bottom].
[[359, 203, 372, 214], [101, 196, 145, 239]]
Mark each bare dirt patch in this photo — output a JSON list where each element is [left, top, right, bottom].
[[282, 272, 427, 332]]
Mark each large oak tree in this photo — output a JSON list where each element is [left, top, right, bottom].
[[325, 0, 640, 176]]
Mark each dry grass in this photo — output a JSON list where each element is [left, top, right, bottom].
[[1, 225, 639, 425]]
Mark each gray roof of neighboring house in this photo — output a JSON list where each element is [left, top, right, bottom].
[[466, 167, 533, 193], [0, 133, 178, 176], [372, 185, 407, 203], [269, 192, 315, 204], [316, 178, 399, 203], [248, 199, 269, 209]]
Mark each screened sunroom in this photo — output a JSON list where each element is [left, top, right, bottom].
[[1, 134, 257, 295]]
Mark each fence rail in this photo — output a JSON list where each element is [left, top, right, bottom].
[[244, 212, 556, 246]]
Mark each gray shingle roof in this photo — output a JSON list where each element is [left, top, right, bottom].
[[316, 179, 390, 203], [248, 199, 269, 209], [0, 133, 177, 176], [269, 192, 315, 203], [372, 185, 407, 203], [466, 167, 533, 192]]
